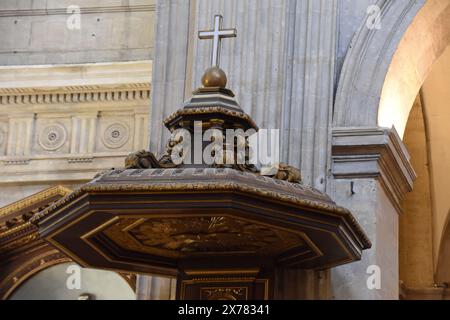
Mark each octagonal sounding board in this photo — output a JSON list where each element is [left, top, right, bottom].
[[33, 168, 370, 277]]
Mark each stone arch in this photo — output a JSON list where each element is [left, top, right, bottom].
[[1, 248, 136, 300], [333, 0, 450, 296], [0, 249, 70, 299], [334, 0, 450, 138]]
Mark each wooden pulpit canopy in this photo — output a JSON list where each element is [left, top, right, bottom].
[[31, 68, 371, 280], [33, 167, 370, 277], [31, 17, 371, 298]]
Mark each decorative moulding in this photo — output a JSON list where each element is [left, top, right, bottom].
[[0, 4, 156, 18], [0, 61, 152, 106], [38, 123, 68, 151], [332, 127, 417, 214], [102, 122, 131, 150], [0, 84, 150, 105]]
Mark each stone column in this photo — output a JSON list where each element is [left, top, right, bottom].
[[149, 0, 192, 154], [329, 127, 416, 299]]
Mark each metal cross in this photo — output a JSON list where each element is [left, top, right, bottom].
[[199, 15, 237, 67]]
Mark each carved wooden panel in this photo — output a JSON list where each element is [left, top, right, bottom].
[[103, 216, 305, 259]]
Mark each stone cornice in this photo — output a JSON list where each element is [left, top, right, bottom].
[[0, 5, 156, 17], [0, 83, 151, 105], [0, 83, 150, 95], [332, 127, 417, 214], [0, 61, 152, 106], [0, 153, 131, 184], [0, 61, 152, 88]]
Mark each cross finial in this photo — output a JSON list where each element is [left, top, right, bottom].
[[199, 15, 237, 67]]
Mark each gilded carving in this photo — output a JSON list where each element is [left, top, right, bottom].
[[0, 232, 39, 254], [0, 185, 71, 219], [125, 149, 302, 184], [125, 150, 177, 169], [270, 164, 302, 184], [31, 180, 372, 251], [102, 216, 306, 258], [129, 216, 290, 253], [163, 106, 258, 130], [125, 134, 183, 169], [201, 287, 247, 300]]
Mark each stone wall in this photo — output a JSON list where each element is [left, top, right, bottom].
[[0, 61, 152, 207], [400, 96, 434, 290], [0, 0, 156, 65]]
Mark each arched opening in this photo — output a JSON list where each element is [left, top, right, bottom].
[[334, 0, 450, 299], [401, 45, 450, 297], [378, 0, 450, 137], [7, 262, 136, 300], [334, 0, 450, 134]]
